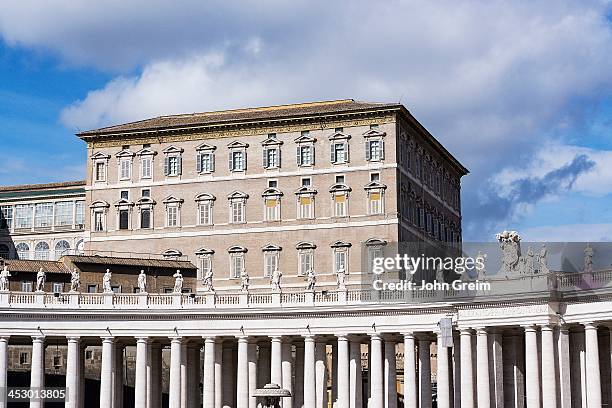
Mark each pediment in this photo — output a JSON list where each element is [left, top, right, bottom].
[[196, 142, 217, 152], [162, 145, 184, 154], [328, 131, 351, 141], [227, 140, 249, 149], [362, 129, 386, 138]]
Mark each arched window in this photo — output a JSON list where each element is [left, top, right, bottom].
[[162, 249, 182, 259], [0, 244, 9, 259], [34, 242, 50, 260], [54, 240, 71, 260], [16, 243, 29, 260], [75, 239, 85, 255], [228, 246, 247, 279]]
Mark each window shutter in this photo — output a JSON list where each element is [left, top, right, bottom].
[[243, 150, 247, 170], [229, 152, 234, 171], [296, 146, 302, 166], [365, 140, 371, 161], [210, 154, 215, 172], [380, 139, 385, 160], [346, 142, 350, 163], [277, 148, 281, 168], [177, 156, 182, 175], [163, 157, 169, 176], [311, 145, 315, 165], [196, 154, 202, 173], [263, 148, 268, 168], [330, 144, 336, 163]]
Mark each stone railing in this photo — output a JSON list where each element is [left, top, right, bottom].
[[1, 269, 612, 310]]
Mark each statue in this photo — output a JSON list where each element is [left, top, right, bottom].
[[271, 269, 282, 292], [137, 270, 147, 293], [496, 230, 522, 276], [103, 269, 112, 293], [475, 250, 488, 280], [240, 270, 250, 292], [435, 265, 445, 283], [336, 268, 347, 291], [70, 268, 80, 292], [584, 244, 594, 273], [525, 247, 535, 275], [0, 266, 11, 291], [36, 268, 46, 292], [306, 269, 316, 291], [202, 268, 214, 292], [173, 270, 184, 293], [538, 244, 549, 274]]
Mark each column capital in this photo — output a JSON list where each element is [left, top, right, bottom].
[[336, 334, 350, 341], [521, 324, 538, 332], [0, 335, 10, 341], [583, 322, 599, 330], [100, 336, 114, 342], [539, 324, 555, 332], [66, 336, 81, 342], [459, 328, 473, 335], [135, 336, 150, 343], [402, 332, 415, 340], [169, 336, 182, 343], [369, 333, 383, 341], [475, 327, 488, 335], [31, 335, 45, 342], [302, 335, 315, 342], [236, 336, 249, 343], [202, 336, 216, 343]]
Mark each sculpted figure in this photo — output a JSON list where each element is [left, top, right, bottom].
[[137, 270, 147, 293], [202, 268, 214, 292], [240, 270, 250, 292], [271, 269, 282, 292], [306, 269, 316, 291], [525, 247, 535, 275], [496, 230, 522, 276], [539, 244, 549, 274], [336, 268, 347, 291], [476, 250, 488, 280], [103, 269, 112, 293], [173, 270, 184, 293], [36, 268, 46, 292], [70, 268, 80, 292], [0, 266, 11, 291], [584, 244, 594, 273], [435, 265, 445, 283]]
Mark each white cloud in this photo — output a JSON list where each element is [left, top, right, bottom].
[[521, 223, 612, 242]]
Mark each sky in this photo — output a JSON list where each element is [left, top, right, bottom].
[[0, 0, 612, 242]]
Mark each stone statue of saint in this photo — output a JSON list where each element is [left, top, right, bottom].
[[271, 269, 282, 292], [240, 270, 250, 292], [202, 268, 214, 292], [36, 268, 46, 292], [539, 244, 549, 274], [476, 250, 488, 280], [525, 247, 535, 275], [435, 265, 445, 283], [173, 270, 184, 293], [70, 269, 80, 292], [306, 269, 316, 291], [496, 230, 522, 276], [103, 269, 113, 293], [137, 270, 147, 293], [584, 244, 594, 273], [0, 266, 11, 291], [336, 268, 347, 291]]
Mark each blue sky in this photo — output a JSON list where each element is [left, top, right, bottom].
[[1, 0, 612, 242]]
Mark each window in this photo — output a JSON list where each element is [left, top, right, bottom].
[[54, 202, 73, 227], [140, 208, 151, 229], [196, 248, 214, 280], [0, 244, 9, 259], [52, 282, 63, 293], [75, 201, 85, 226], [197, 152, 215, 173], [365, 181, 386, 215], [87, 284, 97, 293], [363, 128, 386, 162], [34, 203, 53, 228], [370, 173, 380, 182], [16, 243, 29, 259], [329, 130, 351, 164], [298, 195, 314, 219], [296, 242, 316, 276], [137, 197, 155, 229], [142, 189, 151, 197], [228, 191, 248, 224], [229, 246, 247, 279], [167, 206, 178, 227], [262, 245, 281, 278], [195, 193, 215, 226], [111, 285, 121, 294], [333, 193, 347, 217], [15, 204, 33, 229], [262, 133, 282, 169], [95, 162, 106, 182], [301, 177, 311, 187], [230, 151, 245, 171], [94, 211, 105, 231], [163, 146, 184, 177], [335, 175, 345, 184], [54, 240, 70, 259], [120, 190, 129, 200], [330, 182, 350, 217], [85, 350, 93, 360], [365, 239, 387, 273], [119, 210, 130, 230], [19, 352, 29, 365], [263, 188, 282, 222], [119, 158, 132, 180], [331, 241, 351, 274], [268, 180, 278, 188], [34, 242, 50, 260], [0, 206, 13, 229], [295, 131, 316, 166], [21, 281, 33, 292], [140, 157, 152, 179]]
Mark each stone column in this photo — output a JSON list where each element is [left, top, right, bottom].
[[452, 333, 461, 408], [248, 342, 258, 408], [271, 336, 283, 386], [476, 328, 490, 408], [398, 333, 415, 408], [181, 343, 188, 408], [303, 336, 316, 408], [384, 338, 397, 408], [370, 334, 384, 408], [584, 323, 602, 408], [460, 329, 474, 408], [169, 337, 182, 408], [114, 343, 124, 408], [437, 333, 450, 408], [315, 340, 328, 408], [336, 336, 350, 408], [418, 337, 432, 408], [203, 337, 216, 408], [147, 342, 162, 408], [187, 345, 201, 408], [0, 337, 8, 408], [524, 326, 540, 408], [29, 335, 45, 408], [134, 337, 148, 408], [349, 338, 363, 408], [282, 342, 294, 408], [222, 342, 235, 408], [294, 342, 305, 408], [66, 337, 81, 408], [78, 344, 86, 408], [100, 337, 115, 408], [215, 340, 223, 408], [490, 331, 504, 408], [237, 337, 249, 408], [557, 326, 571, 408], [540, 326, 557, 408]]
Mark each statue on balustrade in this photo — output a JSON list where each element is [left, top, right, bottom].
[[240, 270, 250, 292], [173, 270, 184, 293], [202, 268, 214, 292], [70, 269, 80, 292], [524, 247, 535, 275], [271, 269, 282, 292], [496, 230, 522, 277], [138, 270, 147, 293], [538, 244, 549, 274], [0, 266, 11, 291], [476, 250, 488, 280], [306, 269, 316, 291], [103, 269, 112, 293], [584, 244, 594, 273], [36, 268, 46, 292], [337, 268, 347, 291]]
